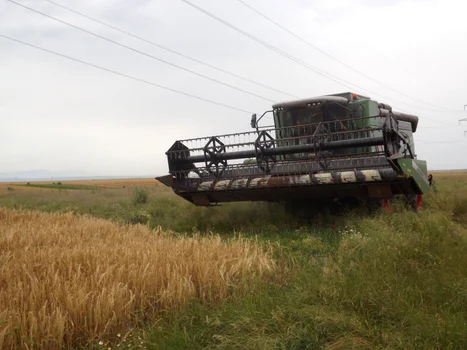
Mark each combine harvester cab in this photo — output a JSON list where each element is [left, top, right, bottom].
[[157, 93, 429, 210]]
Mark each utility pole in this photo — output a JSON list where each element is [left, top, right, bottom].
[[462, 105, 467, 137], [460, 105, 467, 125]]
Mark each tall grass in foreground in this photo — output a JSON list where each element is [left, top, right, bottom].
[[145, 182, 467, 349], [319, 210, 467, 348], [0, 209, 274, 349]]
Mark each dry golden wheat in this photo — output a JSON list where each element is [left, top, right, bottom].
[[0, 209, 273, 349]]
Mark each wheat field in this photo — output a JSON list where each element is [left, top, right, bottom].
[[0, 209, 274, 349], [0, 178, 162, 191], [56, 178, 162, 188]]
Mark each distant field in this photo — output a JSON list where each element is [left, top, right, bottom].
[[431, 170, 467, 177], [60, 177, 162, 188], [0, 177, 162, 191]]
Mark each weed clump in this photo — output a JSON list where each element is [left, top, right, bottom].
[[132, 187, 149, 205], [319, 211, 467, 348], [452, 196, 467, 226]]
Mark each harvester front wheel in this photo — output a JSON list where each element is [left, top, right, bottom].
[[407, 194, 423, 212], [381, 198, 393, 212]]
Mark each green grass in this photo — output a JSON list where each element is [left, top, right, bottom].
[[142, 207, 467, 349], [1, 173, 467, 349], [0, 185, 299, 232]]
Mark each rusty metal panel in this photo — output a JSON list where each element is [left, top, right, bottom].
[[193, 169, 393, 192], [313, 173, 333, 184], [213, 180, 231, 191], [367, 184, 392, 199], [341, 171, 357, 183], [361, 170, 382, 182], [231, 178, 248, 189], [198, 181, 213, 191], [192, 194, 210, 206]]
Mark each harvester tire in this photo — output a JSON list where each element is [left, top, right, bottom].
[[381, 198, 393, 213], [406, 194, 422, 212]]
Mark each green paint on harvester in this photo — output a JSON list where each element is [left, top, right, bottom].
[[397, 158, 429, 193]]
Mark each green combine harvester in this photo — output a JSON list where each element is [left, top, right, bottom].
[[157, 92, 429, 211]]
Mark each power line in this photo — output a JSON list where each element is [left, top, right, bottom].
[[43, 0, 298, 99], [419, 117, 459, 127], [0, 34, 252, 114], [180, 0, 463, 116], [1, 33, 461, 134], [7, 0, 276, 103], [9, 0, 460, 125], [416, 139, 467, 144], [180, 0, 377, 95], [459, 105, 467, 124], [421, 125, 462, 129], [4, 1, 462, 129], [235, 0, 462, 112]]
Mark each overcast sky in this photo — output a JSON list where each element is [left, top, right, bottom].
[[1, 0, 466, 178]]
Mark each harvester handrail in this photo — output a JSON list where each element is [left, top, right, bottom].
[[169, 127, 383, 154], [177, 115, 382, 143]]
